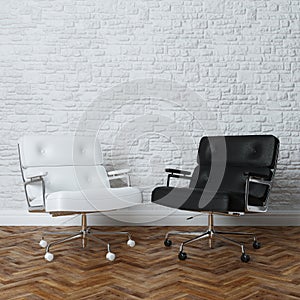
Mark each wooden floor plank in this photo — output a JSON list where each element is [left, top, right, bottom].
[[0, 226, 299, 299]]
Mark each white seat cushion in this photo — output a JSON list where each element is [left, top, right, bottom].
[[44, 187, 142, 212]]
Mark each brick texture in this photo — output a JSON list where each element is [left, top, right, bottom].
[[0, 0, 299, 211]]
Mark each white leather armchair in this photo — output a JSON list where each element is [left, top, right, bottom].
[[18, 135, 142, 262]]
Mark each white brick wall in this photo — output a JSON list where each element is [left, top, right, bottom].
[[0, 0, 299, 211]]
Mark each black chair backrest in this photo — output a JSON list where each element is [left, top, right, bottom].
[[189, 135, 279, 210], [197, 135, 278, 168]]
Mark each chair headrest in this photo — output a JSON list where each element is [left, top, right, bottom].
[[19, 135, 103, 168], [197, 135, 279, 168]]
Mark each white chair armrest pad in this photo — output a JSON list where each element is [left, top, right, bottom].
[[26, 171, 48, 179], [108, 169, 131, 176]]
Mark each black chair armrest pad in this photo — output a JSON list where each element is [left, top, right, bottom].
[[165, 168, 191, 176], [244, 172, 271, 180]]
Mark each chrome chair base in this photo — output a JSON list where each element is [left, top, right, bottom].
[[39, 213, 135, 262], [164, 213, 260, 262]]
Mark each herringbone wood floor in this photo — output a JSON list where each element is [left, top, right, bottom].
[[0, 226, 299, 300]]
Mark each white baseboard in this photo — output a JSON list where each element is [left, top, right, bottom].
[[0, 204, 299, 226]]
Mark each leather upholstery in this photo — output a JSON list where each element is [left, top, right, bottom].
[[19, 135, 142, 213], [24, 166, 110, 202], [152, 187, 229, 212], [197, 135, 278, 168], [31, 187, 142, 212], [152, 135, 279, 213], [189, 165, 272, 211], [19, 135, 103, 168]]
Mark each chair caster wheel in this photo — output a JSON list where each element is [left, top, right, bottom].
[[241, 253, 250, 263], [253, 241, 261, 249], [106, 252, 116, 261], [127, 239, 135, 247], [178, 251, 187, 260], [44, 252, 54, 262], [39, 239, 47, 248], [164, 239, 172, 247]]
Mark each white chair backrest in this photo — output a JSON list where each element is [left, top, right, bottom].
[[19, 135, 103, 167], [19, 135, 109, 200]]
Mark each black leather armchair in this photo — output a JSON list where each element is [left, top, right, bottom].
[[152, 135, 279, 262]]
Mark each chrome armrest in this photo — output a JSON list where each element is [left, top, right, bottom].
[[244, 172, 273, 213], [24, 173, 47, 212], [249, 176, 271, 187], [108, 169, 131, 187], [25, 171, 48, 182], [165, 168, 192, 187]]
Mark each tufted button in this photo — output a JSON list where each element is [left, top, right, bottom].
[[40, 149, 46, 155], [252, 144, 261, 155]]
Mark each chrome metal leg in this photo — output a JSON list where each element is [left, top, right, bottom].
[[46, 232, 83, 253], [40, 214, 135, 262], [88, 233, 114, 260], [165, 231, 206, 240], [82, 214, 87, 248], [213, 233, 245, 253], [214, 230, 255, 238], [214, 230, 257, 244], [179, 231, 210, 252], [90, 229, 132, 240], [209, 231, 213, 249], [88, 234, 109, 248], [167, 212, 258, 262], [42, 231, 79, 236]]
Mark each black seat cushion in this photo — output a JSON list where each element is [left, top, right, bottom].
[[189, 165, 271, 210], [152, 186, 229, 212]]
